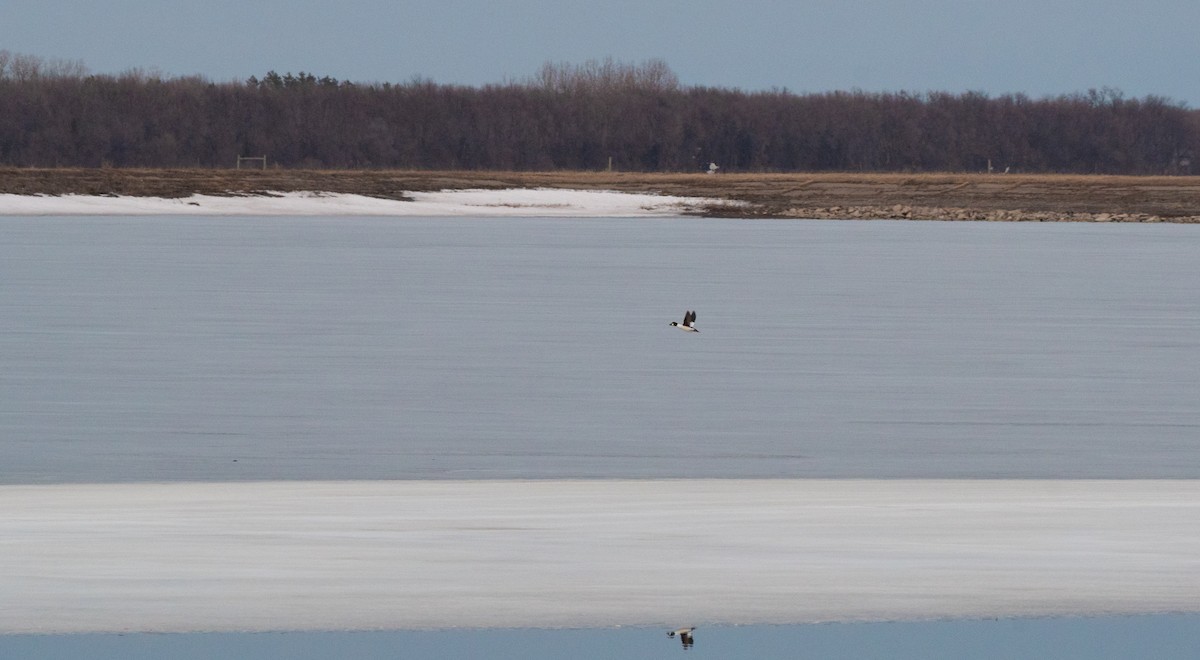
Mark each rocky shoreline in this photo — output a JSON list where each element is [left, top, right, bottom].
[[738, 204, 1200, 223]]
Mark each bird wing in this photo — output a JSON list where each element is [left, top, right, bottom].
[[687, 310, 696, 326]]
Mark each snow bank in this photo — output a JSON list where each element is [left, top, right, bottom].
[[0, 189, 721, 217], [2, 479, 1198, 633]]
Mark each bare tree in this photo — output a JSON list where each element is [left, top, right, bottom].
[[0, 50, 87, 81], [531, 57, 678, 94]]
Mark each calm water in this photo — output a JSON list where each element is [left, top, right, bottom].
[[2, 215, 1199, 483], [6, 616, 1200, 660]]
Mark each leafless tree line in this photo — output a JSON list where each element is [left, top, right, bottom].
[[1, 53, 1195, 173], [0, 49, 88, 83]]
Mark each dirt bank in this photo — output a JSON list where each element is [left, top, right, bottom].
[[3, 168, 1200, 221]]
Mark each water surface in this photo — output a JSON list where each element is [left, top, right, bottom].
[[3, 216, 1198, 482], [6, 616, 1200, 660]]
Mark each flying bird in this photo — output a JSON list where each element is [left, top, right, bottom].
[[670, 310, 698, 332], [668, 627, 695, 648]]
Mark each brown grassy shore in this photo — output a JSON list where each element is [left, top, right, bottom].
[[3, 167, 1200, 222]]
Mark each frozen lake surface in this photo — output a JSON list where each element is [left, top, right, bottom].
[[3, 479, 1199, 633], [2, 208, 1199, 647], [2, 214, 1199, 482]]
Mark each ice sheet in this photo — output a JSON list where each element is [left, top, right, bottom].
[[0, 189, 720, 217], [2, 479, 1198, 633]]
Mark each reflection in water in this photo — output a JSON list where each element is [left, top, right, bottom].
[[668, 626, 696, 649]]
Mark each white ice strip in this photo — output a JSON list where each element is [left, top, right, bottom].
[[402, 188, 720, 216], [0, 189, 721, 217], [3, 480, 1199, 633]]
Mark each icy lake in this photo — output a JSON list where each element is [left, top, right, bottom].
[[3, 214, 1199, 482], [2, 202, 1199, 656]]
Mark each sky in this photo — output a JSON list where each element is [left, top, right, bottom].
[[2, 0, 1198, 106]]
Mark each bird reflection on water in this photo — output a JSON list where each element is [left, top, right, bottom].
[[667, 627, 695, 649]]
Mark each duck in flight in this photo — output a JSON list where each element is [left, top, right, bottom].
[[668, 627, 695, 648], [670, 310, 699, 332]]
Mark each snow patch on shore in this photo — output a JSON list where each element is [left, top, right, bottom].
[[3, 479, 1199, 633], [0, 188, 723, 217]]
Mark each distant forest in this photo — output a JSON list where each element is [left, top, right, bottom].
[[1, 52, 1196, 174]]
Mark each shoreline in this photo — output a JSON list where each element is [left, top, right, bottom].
[[3, 168, 1200, 221]]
